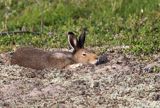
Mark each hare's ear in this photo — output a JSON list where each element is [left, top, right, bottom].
[[67, 32, 78, 50], [78, 28, 87, 48]]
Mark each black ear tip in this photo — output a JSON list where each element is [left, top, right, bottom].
[[68, 32, 74, 35]]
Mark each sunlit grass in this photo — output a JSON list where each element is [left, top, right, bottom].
[[0, 0, 160, 55]]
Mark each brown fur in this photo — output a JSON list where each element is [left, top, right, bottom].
[[11, 47, 75, 69]]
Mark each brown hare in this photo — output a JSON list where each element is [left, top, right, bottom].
[[11, 31, 98, 70]]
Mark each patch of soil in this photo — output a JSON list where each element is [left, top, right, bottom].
[[0, 49, 160, 108]]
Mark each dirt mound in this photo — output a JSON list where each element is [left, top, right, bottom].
[[0, 50, 160, 108]]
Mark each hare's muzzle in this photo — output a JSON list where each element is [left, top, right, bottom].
[[89, 57, 99, 65]]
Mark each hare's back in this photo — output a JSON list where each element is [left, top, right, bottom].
[[15, 47, 47, 55], [11, 47, 75, 69], [11, 47, 50, 69]]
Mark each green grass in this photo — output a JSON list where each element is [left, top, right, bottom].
[[0, 0, 160, 55]]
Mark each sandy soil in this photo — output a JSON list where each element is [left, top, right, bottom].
[[0, 49, 160, 108]]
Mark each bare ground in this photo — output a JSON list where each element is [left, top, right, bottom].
[[0, 49, 160, 108]]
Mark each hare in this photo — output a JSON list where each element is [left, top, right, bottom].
[[11, 31, 98, 70]]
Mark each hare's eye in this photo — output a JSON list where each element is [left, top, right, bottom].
[[82, 53, 86, 56]]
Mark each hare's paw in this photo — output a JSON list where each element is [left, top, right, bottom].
[[67, 63, 83, 69]]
